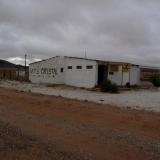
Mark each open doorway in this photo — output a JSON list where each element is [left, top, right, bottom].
[[98, 65, 108, 85]]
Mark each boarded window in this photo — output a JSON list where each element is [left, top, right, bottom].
[[122, 65, 130, 72], [110, 65, 119, 72], [68, 66, 72, 69], [109, 72, 114, 75], [76, 66, 82, 69], [86, 65, 93, 69]]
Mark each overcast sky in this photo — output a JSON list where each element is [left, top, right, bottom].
[[0, 0, 160, 66]]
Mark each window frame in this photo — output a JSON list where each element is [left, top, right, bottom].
[[86, 65, 93, 69], [68, 66, 73, 69], [76, 66, 82, 69]]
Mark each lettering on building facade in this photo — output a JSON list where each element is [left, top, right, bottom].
[[30, 67, 58, 77]]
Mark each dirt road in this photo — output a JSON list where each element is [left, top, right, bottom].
[[0, 87, 160, 160]]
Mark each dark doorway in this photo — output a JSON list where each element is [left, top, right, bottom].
[[3, 72, 6, 79], [98, 65, 108, 85]]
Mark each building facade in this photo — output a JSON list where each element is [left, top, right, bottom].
[[140, 66, 160, 81], [0, 68, 17, 80], [29, 56, 141, 88], [0, 60, 28, 81]]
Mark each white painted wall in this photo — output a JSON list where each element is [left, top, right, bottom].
[[64, 58, 98, 88], [122, 72, 130, 86], [108, 65, 140, 86], [108, 72, 122, 85], [108, 72, 130, 86], [130, 66, 140, 85], [29, 57, 98, 88], [29, 57, 65, 84], [107, 65, 126, 86]]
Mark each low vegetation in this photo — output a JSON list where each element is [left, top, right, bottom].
[[101, 80, 119, 93], [125, 82, 141, 90]]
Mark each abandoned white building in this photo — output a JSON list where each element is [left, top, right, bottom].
[[29, 56, 141, 88]]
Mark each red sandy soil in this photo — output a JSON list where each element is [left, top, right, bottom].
[[0, 87, 159, 160]]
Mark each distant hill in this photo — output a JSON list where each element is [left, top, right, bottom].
[[0, 59, 16, 68], [0, 59, 26, 69]]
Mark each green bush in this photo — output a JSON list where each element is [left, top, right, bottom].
[[151, 74, 160, 87], [101, 80, 119, 93]]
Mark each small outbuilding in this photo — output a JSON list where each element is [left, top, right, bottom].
[[29, 56, 140, 88], [140, 66, 160, 81], [0, 60, 17, 80], [0, 59, 28, 81]]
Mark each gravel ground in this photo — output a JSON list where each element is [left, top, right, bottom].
[[0, 121, 91, 160], [0, 87, 160, 160], [0, 120, 160, 160], [0, 80, 160, 112]]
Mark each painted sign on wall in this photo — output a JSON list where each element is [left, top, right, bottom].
[[30, 67, 58, 77]]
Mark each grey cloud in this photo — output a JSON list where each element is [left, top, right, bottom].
[[0, 0, 160, 66]]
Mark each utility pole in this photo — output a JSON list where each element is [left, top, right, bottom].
[[25, 54, 27, 79]]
